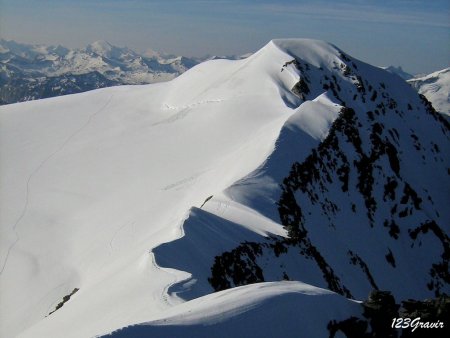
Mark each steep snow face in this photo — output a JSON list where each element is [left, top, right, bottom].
[[0, 39, 306, 338], [408, 68, 450, 116], [152, 38, 449, 305]]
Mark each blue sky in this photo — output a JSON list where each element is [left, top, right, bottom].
[[0, 0, 449, 73]]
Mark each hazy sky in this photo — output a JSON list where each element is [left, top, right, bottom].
[[1, 0, 449, 74]]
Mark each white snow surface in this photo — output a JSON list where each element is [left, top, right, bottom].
[[106, 281, 362, 338], [0, 39, 346, 338], [408, 67, 450, 116], [2, 38, 444, 338]]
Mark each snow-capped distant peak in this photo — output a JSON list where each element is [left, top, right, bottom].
[[0, 40, 204, 104], [86, 40, 114, 52], [85, 40, 130, 59], [382, 65, 413, 80]]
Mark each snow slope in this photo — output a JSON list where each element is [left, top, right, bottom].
[[0, 40, 302, 338], [107, 281, 362, 338], [408, 68, 450, 116], [1, 39, 448, 338]]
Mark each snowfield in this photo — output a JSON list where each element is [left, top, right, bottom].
[[107, 281, 362, 338], [408, 67, 450, 116], [0, 39, 303, 338], [0, 39, 448, 338]]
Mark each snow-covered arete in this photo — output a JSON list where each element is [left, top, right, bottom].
[[0, 39, 448, 338]]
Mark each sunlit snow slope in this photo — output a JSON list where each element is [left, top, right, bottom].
[[408, 68, 450, 116], [0, 39, 306, 338], [1, 39, 448, 338]]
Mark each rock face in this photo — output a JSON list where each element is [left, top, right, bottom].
[[273, 91, 449, 299], [0, 39, 201, 104]]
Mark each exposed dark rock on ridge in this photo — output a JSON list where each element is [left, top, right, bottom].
[[207, 51, 450, 300]]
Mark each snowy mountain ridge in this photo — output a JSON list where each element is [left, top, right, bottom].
[[152, 38, 449, 301], [0, 38, 448, 338]]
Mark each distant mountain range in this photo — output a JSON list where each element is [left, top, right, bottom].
[[0, 39, 204, 104]]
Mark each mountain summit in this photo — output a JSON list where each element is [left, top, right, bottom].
[[85, 40, 119, 56], [0, 39, 448, 338]]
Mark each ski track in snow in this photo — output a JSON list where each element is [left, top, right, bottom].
[[162, 172, 205, 191], [162, 99, 224, 111], [0, 95, 114, 275], [215, 199, 230, 216], [154, 99, 224, 125], [109, 221, 136, 254]]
